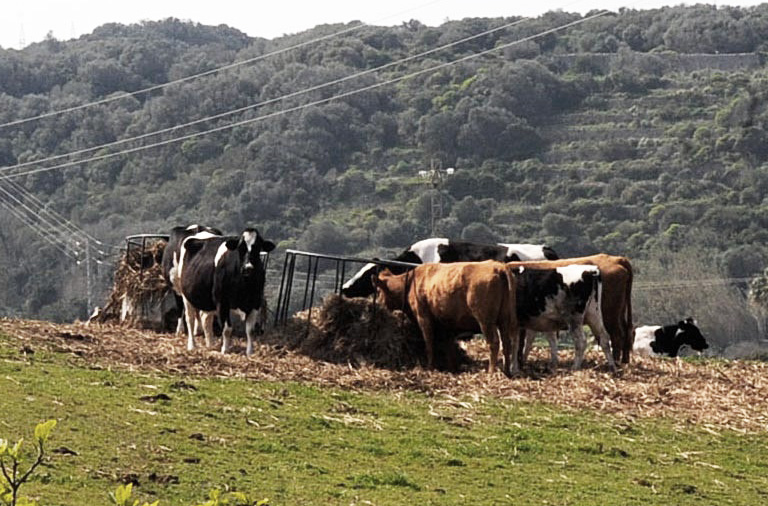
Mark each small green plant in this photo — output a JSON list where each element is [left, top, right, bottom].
[[195, 489, 269, 506], [108, 484, 268, 506], [108, 483, 158, 506], [0, 420, 57, 506]]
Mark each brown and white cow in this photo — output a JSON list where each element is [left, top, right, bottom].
[[373, 260, 519, 375], [508, 254, 634, 364]]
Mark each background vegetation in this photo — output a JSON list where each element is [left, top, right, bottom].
[[2, 4, 768, 345]]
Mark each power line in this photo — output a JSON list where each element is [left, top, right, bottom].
[[0, 15, 532, 177], [0, 0, 475, 263], [0, 0, 450, 130], [0, 10, 612, 181], [0, 190, 80, 260], [0, 178, 117, 253]]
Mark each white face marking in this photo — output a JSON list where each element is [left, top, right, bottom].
[[498, 243, 546, 260], [409, 238, 449, 263], [242, 230, 258, 251], [241, 230, 258, 269], [343, 263, 376, 290], [557, 265, 599, 286]]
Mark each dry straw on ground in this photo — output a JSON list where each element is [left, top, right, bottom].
[[2, 295, 767, 433]]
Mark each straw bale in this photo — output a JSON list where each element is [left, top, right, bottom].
[[263, 294, 470, 370], [95, 239, 175, 330]]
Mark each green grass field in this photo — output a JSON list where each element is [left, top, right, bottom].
[[2, 330, 768, 506]]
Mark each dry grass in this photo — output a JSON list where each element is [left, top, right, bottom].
[[3, 296, 768, 433]]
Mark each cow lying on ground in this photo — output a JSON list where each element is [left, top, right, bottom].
[[343, 237, 557, 297], [161, 224, 222, 334], [516, 265, 617, 372], [373, 260, 518, 375], [172, 227, 275, 355], [633, 318, 709, 357], [507, 254, 634, 365]]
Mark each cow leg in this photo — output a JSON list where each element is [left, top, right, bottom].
[[221, 321, 233, 354], [545, 331, 559, 370], [200, 311, 216, 348], [621, 319, 632, 364], [523, 330, 534, 362], [478, 322, 500, 374], [218, 303, 232, 353], [517, 328, 528, 368], [244, 308, 262, 356], [183, 298, 199, 351], [496, 321, 513, 377], [414, 313, 436, 369], [175, 316, 185, 335], [571, 325, 587, 370], [174, 294, 186, 335], [508, 322, 521, 376], [585, 313, 618, 372]]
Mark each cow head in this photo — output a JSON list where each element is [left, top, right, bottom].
[[224, 228, 276, 276], [677, 318, 709, 352], [372, 268, 408, 312], [341, 263, 378, 298]]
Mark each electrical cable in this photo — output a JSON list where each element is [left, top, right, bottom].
[[0, 15, 532, 176], [0, 10, 612, 181], [0, 0, 450, 130]]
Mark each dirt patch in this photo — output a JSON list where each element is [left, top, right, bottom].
[[2, 313, 767, 433]]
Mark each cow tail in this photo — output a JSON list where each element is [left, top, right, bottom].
[[620, 257, 634, 362], [501, 265, 517, 327]]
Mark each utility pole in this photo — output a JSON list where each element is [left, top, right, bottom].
[[418, 160, 455, 236], [85, 238, 92, 313]]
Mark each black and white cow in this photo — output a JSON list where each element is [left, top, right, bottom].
[[173, 228, 275, 355], [341, 237, 558, 298], [516, 265, 617, 371], [633, 318, 709, 357], [161, 224, 223, 334]]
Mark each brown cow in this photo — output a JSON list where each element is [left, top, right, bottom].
[[373, 260, 519, 375], [508, 254, 633, 365]]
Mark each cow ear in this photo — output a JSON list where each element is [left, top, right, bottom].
[[225, 238, 240, 251], [678, 320, 686, 327], [261, 240, 276, 253]]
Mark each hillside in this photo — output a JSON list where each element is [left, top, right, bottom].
[[1, 4, 768, 344]]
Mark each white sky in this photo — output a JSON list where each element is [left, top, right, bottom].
[[1, 0, 766, 50]]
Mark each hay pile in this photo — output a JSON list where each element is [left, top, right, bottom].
[[263, 294, 469, 370], [95, 239, 174, 329]]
